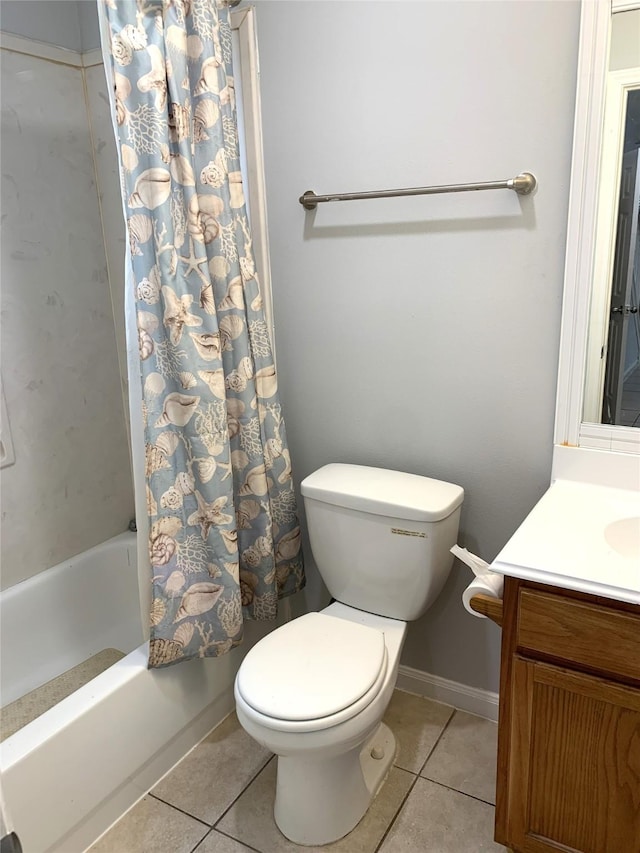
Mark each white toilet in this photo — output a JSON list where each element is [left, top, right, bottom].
[[234, 463, 464, 846]]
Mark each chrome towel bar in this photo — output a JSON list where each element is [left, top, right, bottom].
[[299, 171, 537, 210]]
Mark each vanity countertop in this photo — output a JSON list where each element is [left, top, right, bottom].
[[491, 479, 640, 605]]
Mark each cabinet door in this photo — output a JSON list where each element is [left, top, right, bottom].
[[507, 657, 640, 853]]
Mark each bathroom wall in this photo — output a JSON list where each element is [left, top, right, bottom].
[[0, 43, 134, 589], [252, 0, 582, 693], [0, 0, 582, 696]]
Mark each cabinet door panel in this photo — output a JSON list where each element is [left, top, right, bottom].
[[510, 658, 640, 853]]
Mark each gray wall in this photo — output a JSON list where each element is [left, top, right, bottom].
[[254, 0, 581, 693], [0, 0, 82, 51]]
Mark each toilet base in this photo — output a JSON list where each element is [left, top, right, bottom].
[[273, 722, 396, 846]]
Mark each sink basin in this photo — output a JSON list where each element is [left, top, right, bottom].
[[604, 517, 640, 559]]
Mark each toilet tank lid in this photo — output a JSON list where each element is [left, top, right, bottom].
[[301, 464, 464, 522]]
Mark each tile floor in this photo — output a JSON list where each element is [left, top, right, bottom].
[[88, 690, 504, 853]]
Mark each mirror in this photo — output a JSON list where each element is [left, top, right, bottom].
[[583, 8, 640, 428], [554, 0, 640, 456], [601, 87, 640, 426]]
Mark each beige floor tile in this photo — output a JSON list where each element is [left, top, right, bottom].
[[194, 830, 258, 852], [217, 757, 415, 853], [378, 778, 505, 852], [152, 712, 272, 825], [420, 710, 498, 804], [87, 795, 208, 853], [383, 690, 454, 774]]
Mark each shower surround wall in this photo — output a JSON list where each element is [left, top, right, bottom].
[[0, 40, 134, 590], [0, 0, 83, 51]]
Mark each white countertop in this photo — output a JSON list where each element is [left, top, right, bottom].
[[491, 479, 640, 605]]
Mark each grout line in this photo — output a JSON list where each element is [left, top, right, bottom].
[[373, 711, 456, 853], [415, 707, 457, 777], [119, 713, 267, 848], [412, 709, 499, 806], [418, 776, 497, 808], [146, 732, 272, 852], [189, 829, 215, 853], [373, 774, 497, 853], [212, 753, 276, 829], [147, 793, 211, 828], [373, 768, 421, 853], [205, 827, 264, 853]]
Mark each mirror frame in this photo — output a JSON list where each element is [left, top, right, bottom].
[[554, 0, 640, 455]]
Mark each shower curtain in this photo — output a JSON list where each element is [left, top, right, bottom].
[[99, 0, 304, 667]]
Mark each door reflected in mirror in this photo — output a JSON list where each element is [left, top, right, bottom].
[[602, 88, 640, 426]]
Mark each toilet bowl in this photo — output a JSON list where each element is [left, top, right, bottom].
[[234, 464, 464, 846], [235, 602, 406, 845]]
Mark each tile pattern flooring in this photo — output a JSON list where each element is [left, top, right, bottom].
[[89, 690, 505, 853]]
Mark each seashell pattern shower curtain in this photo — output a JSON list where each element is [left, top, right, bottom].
[[100, 0, 304, 667]]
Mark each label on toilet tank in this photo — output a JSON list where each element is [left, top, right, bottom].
[[391, 528, 427, 538]]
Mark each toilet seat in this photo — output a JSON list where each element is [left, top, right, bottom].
[[235, 612, 388, 732]]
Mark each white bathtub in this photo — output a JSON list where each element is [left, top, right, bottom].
[[0, 532, 279, 852], [1, 533, 143, 708]]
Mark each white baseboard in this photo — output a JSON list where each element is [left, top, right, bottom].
[[396, 665, 499, 723]]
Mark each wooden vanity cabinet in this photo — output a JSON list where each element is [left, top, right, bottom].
[[495, 577, 640, 853]]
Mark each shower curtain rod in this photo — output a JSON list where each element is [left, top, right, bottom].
[[298, 171, 537, 210]]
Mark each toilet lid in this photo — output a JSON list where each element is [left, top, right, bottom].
[[236, 612, 387, 722]]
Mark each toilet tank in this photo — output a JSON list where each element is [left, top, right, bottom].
[[301, 464, 464, 622]]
